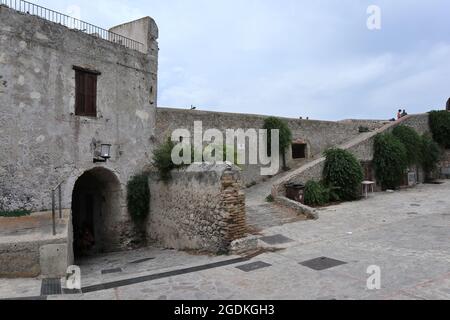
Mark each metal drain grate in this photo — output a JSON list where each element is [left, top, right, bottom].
[[260, 234, 294, 245], [129, 257, 155, 264], [62, 288, 82, 295], [40, 278, 62, 296], [236, 261, 272, 272], [101, 268, 123, 275], [300, 257, 347, 271]]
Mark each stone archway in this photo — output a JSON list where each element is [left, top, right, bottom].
[[71, 167, 122, 259]]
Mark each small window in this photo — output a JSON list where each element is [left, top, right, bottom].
[[292, 144, 307, 159], [74, 66, 100, 117]]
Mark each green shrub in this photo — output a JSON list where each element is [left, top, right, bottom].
[[392, 125, 422, 165], [263, 117, 293, 170], [373, 133, 408, 190], [420, 133, 441, 179], [429, 111, 450, 148], [265, 195, 274, 203], [304, 181, 329, 206], [127, 174, 150, 220], [152, 138, 179, 181], [0, 210, 31, 218], [323, 148, 364, 201]]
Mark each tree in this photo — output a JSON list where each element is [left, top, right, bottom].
[[263, 117, 292, 171]]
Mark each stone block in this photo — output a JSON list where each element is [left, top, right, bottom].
[[39, 244, 68, 278]]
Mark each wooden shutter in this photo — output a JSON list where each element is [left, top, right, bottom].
[[85, 73, 97, 117], [74, 67, 100, 117], [75, 70, 85, 115]]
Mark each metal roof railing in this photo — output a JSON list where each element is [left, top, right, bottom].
[[0, 0, 144, 52]]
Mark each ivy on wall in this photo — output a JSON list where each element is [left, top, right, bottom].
[[429, 110, 450, 149], [373, 133, 408, 190], [127, 174, 150, 221], [392, 125, 422, 166]]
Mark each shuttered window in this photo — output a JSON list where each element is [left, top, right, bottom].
[[74, 66, 100, 117]]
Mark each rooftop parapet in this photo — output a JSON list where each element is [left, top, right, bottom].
[[0, 0, 147, 53]]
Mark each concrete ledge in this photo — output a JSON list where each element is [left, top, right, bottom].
[[274, 196, 319, 220], [0, 210, 71, 278]]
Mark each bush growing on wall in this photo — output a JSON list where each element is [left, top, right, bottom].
[[127, 174, 150, 220], [323, 148, 364, 201], [304, 181, 330, 207], [263, 117, 292, 170], [152, 138, 179, 181], [420, 133, 441, 179], [392, 125, 422, 165], [373, 133, 408, 190], [429, 111, 450, 148]]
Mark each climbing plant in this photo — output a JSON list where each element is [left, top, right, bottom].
[[392, 125, 422, 165], [263, 117, 293, 171], [373, 133, 408, 190], [429, 110, 450, 148], [126, 174, 150, 220], [323, 148, 364, 201], [420, 133, 441, 179]]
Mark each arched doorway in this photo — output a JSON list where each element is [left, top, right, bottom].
[[71, 167, 122, 259]]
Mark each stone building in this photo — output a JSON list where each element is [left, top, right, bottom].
[[0, 4, 159, 253]]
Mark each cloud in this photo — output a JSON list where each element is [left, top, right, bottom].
[[33, 0, 450, 120]]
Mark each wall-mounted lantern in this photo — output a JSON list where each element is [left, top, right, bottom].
[[94, 143, 112, 163]]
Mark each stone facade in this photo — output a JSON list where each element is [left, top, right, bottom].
[[148, 164, 246, 253], [0, 6, 158, 252]]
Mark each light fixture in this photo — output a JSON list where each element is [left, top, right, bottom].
[[94, 143, 112, 163]]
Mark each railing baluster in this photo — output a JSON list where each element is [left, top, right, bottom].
[[52, 189, 56, 236], [58, 184, 62, 219]]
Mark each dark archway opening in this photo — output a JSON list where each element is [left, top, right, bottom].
[[71, 168, 121, 260]]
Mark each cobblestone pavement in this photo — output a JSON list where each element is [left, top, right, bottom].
[[1, 181, 449, 300]]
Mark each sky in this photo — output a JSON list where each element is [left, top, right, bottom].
[[25, 0, 450, 120]]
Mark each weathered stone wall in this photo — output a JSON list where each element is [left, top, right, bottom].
[[272, 114, 431, 196], [0, 7, 158, 250], [156, 108, 387, 185], [148, 164, 246, 253]]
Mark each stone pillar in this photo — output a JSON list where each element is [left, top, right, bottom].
[[220, 171, 247, 249]]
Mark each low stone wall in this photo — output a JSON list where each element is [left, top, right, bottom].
[[272, 114, 431, 196], [147, 163, 246, 253], [0, 210, 71, 278]]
